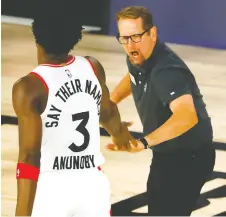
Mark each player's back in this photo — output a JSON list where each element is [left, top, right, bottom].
[[31, 55, 104, 174]]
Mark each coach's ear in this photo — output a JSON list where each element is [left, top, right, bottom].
[[150, 26, 157, 43]]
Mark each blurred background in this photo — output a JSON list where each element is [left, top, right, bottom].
[[2, 0, 226, 49]]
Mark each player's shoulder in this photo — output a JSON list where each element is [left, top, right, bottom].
[[12, 75, 34, 114], [13, 75, 34, 96], [12, 74, 47, 111], [13, 73, 45, 95]]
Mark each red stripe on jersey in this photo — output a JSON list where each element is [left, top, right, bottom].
[[85, 57, 97, 76], [30, 72, 49, 92], [40, 56, 75, 67]]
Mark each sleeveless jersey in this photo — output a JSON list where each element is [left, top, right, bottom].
[[31, 56, 104, 173]]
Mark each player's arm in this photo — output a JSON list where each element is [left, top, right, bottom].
[[12, 76, 44, 216], [85, 56, 136, 149], [110, 72, 131, 104]]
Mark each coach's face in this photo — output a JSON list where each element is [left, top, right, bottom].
[[117, 17, 157, 66]]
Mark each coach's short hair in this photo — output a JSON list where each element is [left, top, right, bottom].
[[116, 6, 154, 30]]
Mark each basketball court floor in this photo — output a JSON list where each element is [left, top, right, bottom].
[[1, 23, 226, 216]]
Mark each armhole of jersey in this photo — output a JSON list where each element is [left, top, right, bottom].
[[29, 72, 49, 92], [84, 57, 97, 77], [29, 72, 49, 118]]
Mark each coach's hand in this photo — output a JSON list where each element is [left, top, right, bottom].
[[106, 139, 144, 153], [110, 121, 137, 151]]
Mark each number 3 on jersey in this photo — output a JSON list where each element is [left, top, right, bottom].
[[68, 111, 90, 152]]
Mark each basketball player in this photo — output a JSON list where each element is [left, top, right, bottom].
[[12, 12, 135, 216]]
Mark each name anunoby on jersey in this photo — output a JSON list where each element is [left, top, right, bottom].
[[53, 154, 95, 170], [45, 79, 101, 128]]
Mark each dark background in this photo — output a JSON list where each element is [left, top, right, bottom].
[[1, 0, 111, 34], [2, 0, 226, 49], [108, 0, 226, 49]]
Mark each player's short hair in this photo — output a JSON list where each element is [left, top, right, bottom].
[[32, 12, 84, 56], [116, 6, 154, 30]]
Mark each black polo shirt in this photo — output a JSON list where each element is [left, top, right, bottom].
[[127, 39, 213, 152]]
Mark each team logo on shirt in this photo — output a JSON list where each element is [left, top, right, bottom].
[[129, 73, 136, 85], [170, 91, 175, 95], [65, 69, 72, 78], [144, 83, 147, 92]]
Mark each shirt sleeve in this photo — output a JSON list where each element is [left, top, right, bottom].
[[151, 67, 191, 106]]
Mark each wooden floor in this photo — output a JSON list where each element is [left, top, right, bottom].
[[1, 23, 226, 216]]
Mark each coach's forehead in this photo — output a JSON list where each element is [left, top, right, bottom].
[[117, 17, 144, 36]]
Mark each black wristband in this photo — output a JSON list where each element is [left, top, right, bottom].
[[139, 137, 149, 149]]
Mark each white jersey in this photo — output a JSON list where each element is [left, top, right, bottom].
[[31, 56, 105, 173]]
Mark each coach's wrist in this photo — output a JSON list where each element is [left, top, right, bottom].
[[138, 137, 149, 149], [145, 136, 156, 148], [139, 137, 155, 149]]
